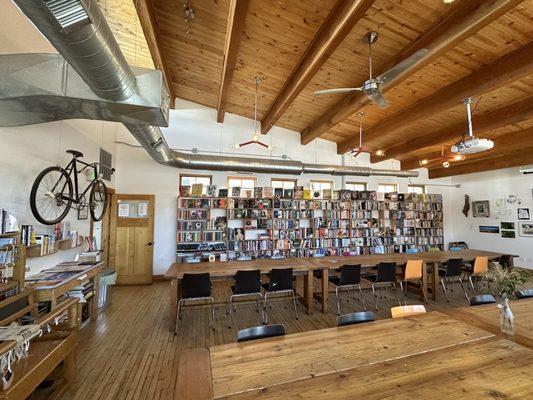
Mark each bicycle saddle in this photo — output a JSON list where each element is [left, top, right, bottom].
[[66, 150, 84, 158]]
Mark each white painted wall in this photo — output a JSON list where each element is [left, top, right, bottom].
[[0, 1, 119, 274], [115, 98, 457, 275], [448, 168, 533, 269]]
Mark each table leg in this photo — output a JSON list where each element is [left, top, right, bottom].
[[91, 273, 100, 321], [170, 278, 178, 331], [304, 270, 313, 315], [421, 262, 428, 302], [432, 263, 438, 301], [321, 269, 328, 313]]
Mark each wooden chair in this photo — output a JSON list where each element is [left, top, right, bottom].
[[464, 256, 489, 293], [391, 305, 426, 319], [397, 260, 426, 305]]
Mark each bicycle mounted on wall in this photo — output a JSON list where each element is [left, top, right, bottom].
[[30, 150, 109, 225]]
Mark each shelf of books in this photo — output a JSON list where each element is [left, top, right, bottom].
[[177, 184, 443, 263]]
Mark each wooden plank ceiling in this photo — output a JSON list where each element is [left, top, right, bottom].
[[112, 0, 532, 178]]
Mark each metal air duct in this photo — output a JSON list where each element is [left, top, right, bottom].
[[11, 0, 418, 179]]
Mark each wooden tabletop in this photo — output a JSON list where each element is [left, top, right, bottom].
[[166, 249, 507, 279], [176, 311, 533, 399], [445, 298, 533, 349]]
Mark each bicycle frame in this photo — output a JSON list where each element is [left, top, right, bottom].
[[55, 158, 99, 204]]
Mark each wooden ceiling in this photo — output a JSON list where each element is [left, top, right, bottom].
[[115, 0, 532, 177]]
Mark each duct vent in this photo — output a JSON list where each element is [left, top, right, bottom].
[[44, 0, 91, 33], [99, 148, 113, 181]]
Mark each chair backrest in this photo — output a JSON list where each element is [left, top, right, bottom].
[[268, 268, 293, 291], [469, 294, 496, 306], [514, 288, 533, 299], [499, 255, 514, 269], [181, 273, 212, 299], [445, 258, 463, 277], [237, 324, 286, 342], [473, 256, 489, 275], [337, 311, 375, 327], [404, 259, 423, 280], [339, 265, 361, 285], [234, 270, 261, 294], [376, 262, 397, 283], [391, 305, 426, 319]]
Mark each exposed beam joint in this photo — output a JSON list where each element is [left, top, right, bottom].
[[301, 0, 524, 145], [260, 0, 375, 135], [134, 0, 176, 109], [216, 0, 249, 123], [338, 41, 533, 154], [376, 96, 533, 163]]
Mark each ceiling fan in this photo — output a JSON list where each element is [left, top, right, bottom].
[[314, 31, 428, 109]]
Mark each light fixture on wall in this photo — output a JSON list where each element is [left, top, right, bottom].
[[234, 77, 273, 150]]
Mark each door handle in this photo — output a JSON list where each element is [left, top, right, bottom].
[[145, 242, 153, 246]]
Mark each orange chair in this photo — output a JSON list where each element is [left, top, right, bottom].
[[391, 305, 427, 319], [465, 256, 489, 293], [397, 259, 426, 305]]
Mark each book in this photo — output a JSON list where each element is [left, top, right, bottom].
[[180, 186, 191, 197], [231, 187, 241, 197], [312, 190, 321, 199], [332, 190, 340, 200], [303, 189, 312, 200], [283, 189, 294, 199], [293, 186, 303, 199], [254, 187, 263, 198], [323, 189, 332, 200], [218, 188, 228, 198], [339, 190, 351, 200], [206, 185, 217, 197], [242, 189, 253, 198], [191, 184, 203, 197], [263, 187, 273, 198], [274, 188, 283, 199]]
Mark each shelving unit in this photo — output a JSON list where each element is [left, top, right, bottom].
[[176, 190, 444, 263]]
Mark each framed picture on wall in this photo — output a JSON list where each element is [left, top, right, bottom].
[[479, 225, 499, 234], [518, 208, 530, 220], [519, 222, 533, 237], [472, 201, 490, 218]]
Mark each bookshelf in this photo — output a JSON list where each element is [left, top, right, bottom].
[[176, 188, 444, 263]]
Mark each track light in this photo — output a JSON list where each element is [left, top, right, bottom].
[[419, 159, 428, 166], [442, 161, 450, 168], [453, 154, 465, 161], [376, 150, 385, 156]]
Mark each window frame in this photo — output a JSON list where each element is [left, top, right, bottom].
[[408, 184, 426, 194], [345, 181, 367, 191], [227, 176, 258, 189], [377, 183, 398, 193], [179, 174, 212, 188], [271, 178, 297, 189]]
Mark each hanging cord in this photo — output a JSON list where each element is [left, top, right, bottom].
[[358, 112, 364, 148], [57, 121, 63, 166], [252, 77, 260, 136], [368, 39, 373, 80]]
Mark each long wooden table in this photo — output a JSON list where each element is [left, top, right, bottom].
[[176, 311, 533, 399], [165, 250, 508, 330]]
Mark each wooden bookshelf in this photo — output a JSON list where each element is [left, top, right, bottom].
[[176, 190, 444, 263]]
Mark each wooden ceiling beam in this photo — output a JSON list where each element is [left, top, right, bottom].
[[375, 96, 533, 163], [216, 0, 249, 123], [134, 0, 176, 109], [300, 0, 523, 145], [429, 145, 533, 179], [401, 126, 533, 171], [260, 0, 375, 135], [337, 41, 533, 154]]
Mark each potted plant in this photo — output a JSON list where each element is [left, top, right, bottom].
[[483, 262, 530, 335]]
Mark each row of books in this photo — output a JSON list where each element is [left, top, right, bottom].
[[178, 210, 209, 220], [227, 209, 271, 219], [177, 231, 227, 242], [179, 198, 227, 209], [228, 240, 272, 252]]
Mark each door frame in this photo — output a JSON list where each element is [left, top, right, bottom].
[[89, 186, 115, 267], [109, 194, 155, 285]]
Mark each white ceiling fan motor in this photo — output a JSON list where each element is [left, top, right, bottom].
[[451, 98, 494, 155]]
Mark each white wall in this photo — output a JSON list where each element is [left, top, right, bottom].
[[116, 98, 457, 275], [0, 1, 120, 274], [449, 168, 533, 268]]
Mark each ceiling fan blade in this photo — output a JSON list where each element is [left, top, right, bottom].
[[376, 48, 429, 85], [314, 87, 363, 96], [368, 90, 388, 108]]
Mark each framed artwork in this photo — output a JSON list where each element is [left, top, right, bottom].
[[518, 208, 530, 220], [479, 225, 499, 234], [78, 206, 88, 220], [501, 230, 516, 239], [500, 222, 515, 230], [472, 201, 490, 218], [519, 222, 533, 237]]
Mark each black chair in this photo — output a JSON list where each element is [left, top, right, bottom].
[[499, 255, 514, 269], [515, 288, 533, 299], [439, 258, 468, 303], [337, 311, 375, 327], [469, 294, 496, 306], [175, 273, 215, 335], [237, 324, 286, 342], [261, 268, 298, 323], [365, 262, 400, 311], [228, 270, 263, 327], [329, 265, 365, 315]]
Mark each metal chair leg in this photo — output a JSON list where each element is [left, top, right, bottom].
[[469, 276, 476, 293], [441, 277, 450, 302], [393, 282, 401, 306], [210, 297, 215, 331], [291, 290, 299, 320], [263, 293, 269, 324], [372, 284, 378, 311], [174, 299, 183, 335], [399, 281, 407, 306], [335, 286, 341, 316], [227, 297, 233, 329], [358, 285, 366, 311], [420, 279, 428, 304]]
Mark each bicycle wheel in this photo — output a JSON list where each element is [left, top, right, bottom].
[[30, 166, 73, 225], [89, 179, 108, 222]]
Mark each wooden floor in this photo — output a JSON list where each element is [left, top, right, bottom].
[[62, 278, 511, 400]]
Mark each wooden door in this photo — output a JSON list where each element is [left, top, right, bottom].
[[110, 194, 155, 285]]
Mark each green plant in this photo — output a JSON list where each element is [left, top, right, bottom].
[[483, 262, 531, 300]]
